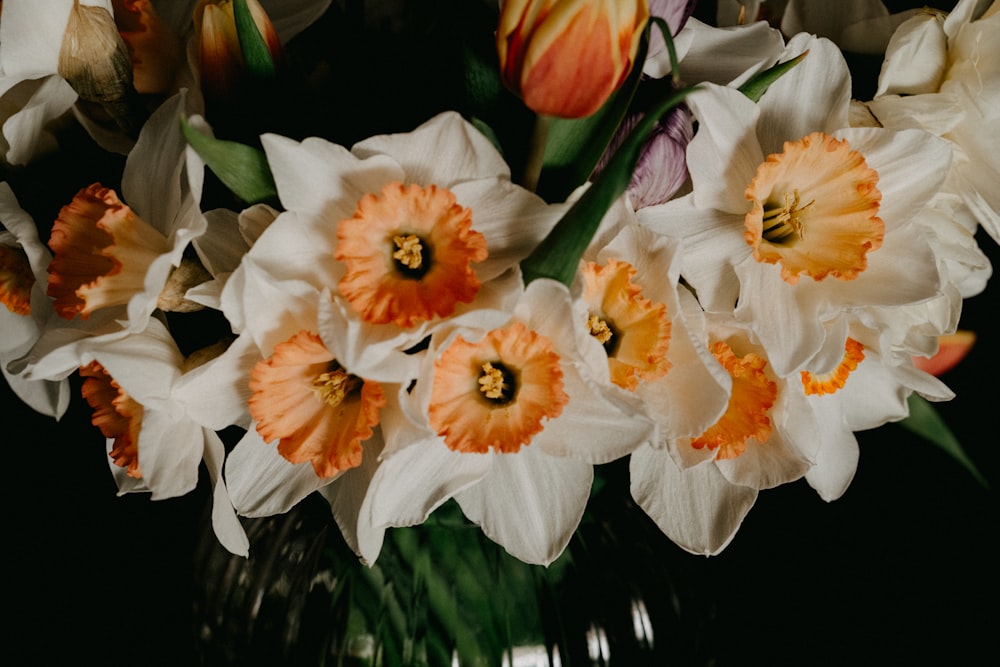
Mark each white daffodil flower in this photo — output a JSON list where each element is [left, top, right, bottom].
[[576, 216, 732, 452], [23, 315, 249, 556], [629, 313, 953, 556], [638, 34, 953, 378], [359, 279, 658, 566], [12, 91, 208, 380]]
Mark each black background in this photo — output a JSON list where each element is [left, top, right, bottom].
[[4, 0, 998, 664]]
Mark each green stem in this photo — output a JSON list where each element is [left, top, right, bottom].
[[521, 114, 551, 192]]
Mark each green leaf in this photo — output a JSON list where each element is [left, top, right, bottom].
[[520, 86, 696, 287], [738, 50, 810, 102], [899, 394, 988, 488], [233, 0, 276, 79], [179, 115, 279, 206]]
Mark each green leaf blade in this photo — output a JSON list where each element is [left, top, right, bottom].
[[180, 114, 279, 207], [899, 394, 988, 488]]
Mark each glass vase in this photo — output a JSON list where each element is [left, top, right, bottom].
[[191, 460, 717, 666]]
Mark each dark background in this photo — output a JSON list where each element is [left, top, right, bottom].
[[4, 0, 997, 664]]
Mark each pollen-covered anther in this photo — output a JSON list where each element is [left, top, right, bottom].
[[46, 183, 171, 319], [428, 322, 568, 454], [761, 190, 814, 243], [692, 341, 777, 460], [587, 315, 613, 345], [744, 131, 884, 284], [0, 244, 34, 315], [392, 234, 424, 270], [336, 182, 487, 328], [312, 368, 360, 407], [79, 361, 143, 478], [581, 258, 671, 391], [248, 330, 385, 478], [801, 337, 865, 396], [478, 362, 510, 401]]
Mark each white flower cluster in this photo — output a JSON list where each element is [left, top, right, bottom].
[[1, 0, 996, 565]]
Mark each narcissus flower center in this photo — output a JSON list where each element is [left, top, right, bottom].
[[801, 337, 865, 396], [336, 182, 488, 328], [692, 341, 777, 460], [46, 183, 170, 319], [312, 367, 361, 407], [581, 258, 671, 391], [744, 132, 884, 284], [248, 330, 385, 478], [428, 322, 568, 454], [79, 361, 143, 478], [0, 244, 34, 315]]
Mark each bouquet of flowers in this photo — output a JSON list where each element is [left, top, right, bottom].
[[2, 0, 996, 663]]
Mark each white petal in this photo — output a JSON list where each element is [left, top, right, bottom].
[[833, 127, 951, 229], [668, 18, 785, 87], [224, 427, 332, 517], [351, 111, 511, 186], [1, 367, 70, 420], [875, 11, 948, 96], [637, 196, 747, 312], [362, 438, 492, 554], [1, 76, 76, 166], [202, 429, 250, 557], [800, 395, 859, 501], [734, 260, 829, 376], [455, 446, 593, 565], [137, 411, 202, 500], [756, 35, 851, 156], [173, 334, 258, 431], [317, 429, 386, 559], [683, 83, 764, 214], [716, 392, 813, 490], [630, 447, 757, 556], [260, 133, 404, 218], [193, 208, 248, 278], [450, 179, 562, 282]]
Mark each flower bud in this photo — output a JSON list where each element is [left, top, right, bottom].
[[497, 0, 650, 118], [194, 0, 282, 100], [58, 0, 146, 136]]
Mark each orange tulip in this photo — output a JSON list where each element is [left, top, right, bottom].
[[497, 0, 649, 118]]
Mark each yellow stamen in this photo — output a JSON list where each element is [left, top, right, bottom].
[[761, 190, 814, 244], [336, 182, 487, 328], [581, 259, 671, 391], [392, 234, 424, 270], [587, 315, 613, 345], [0, 244, 34, 315], [478, 361, 510, 400], [745, 132, 883, 284], [801, 338, 865, 396], [311, 367, 360, 407], [692, 341, 777, 460], [429, 322, 568, 454]]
